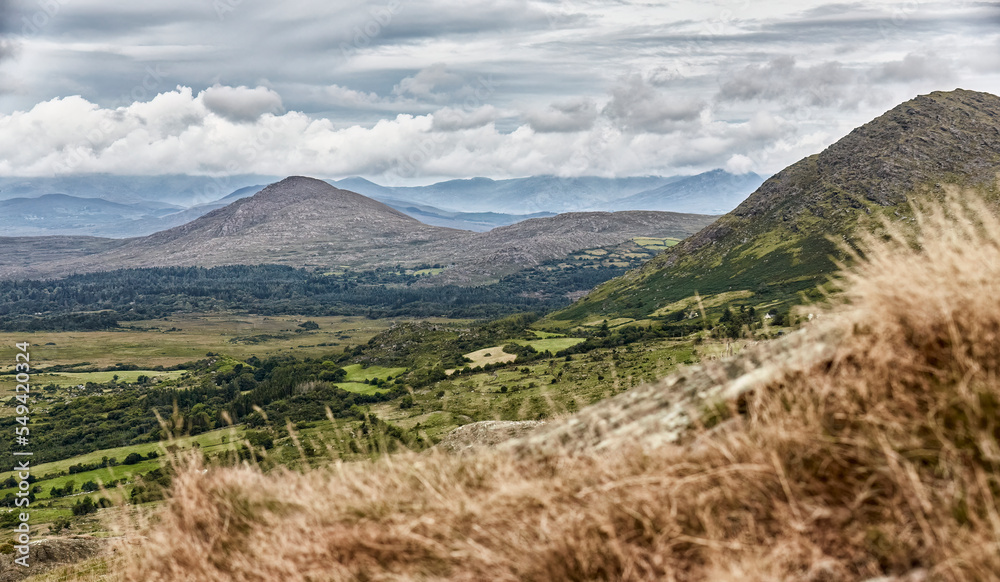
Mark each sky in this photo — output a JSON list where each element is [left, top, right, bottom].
[[0, 0, 998, 185]]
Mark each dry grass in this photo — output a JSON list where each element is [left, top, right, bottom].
[[109, 196, 1000, 581]]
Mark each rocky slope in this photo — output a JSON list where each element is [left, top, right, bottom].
[[550, 89, 1000, 326]]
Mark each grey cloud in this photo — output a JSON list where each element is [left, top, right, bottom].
[[0, 0, 17, 94], [970, 37, 1000, 74], [393, 64, 466, 100], [603, 75, 705, 133], [201, 85, 284, 122], [716, 56, 860, 108], [431, 105, 498, 131], [0, 0, 13, 34], [872, 53, 954, 83], [525, 99, 598, 133]]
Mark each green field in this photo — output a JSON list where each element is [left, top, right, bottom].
[[370, 336, 706, 443], [32, 370, 187, 388], [529, 330, 565, 339], [334, 382, 389, 395], [632, 237, 681, 250], [511, 337, 586, 353], [341, 364, 407, 382], [0, 427, 242, 484]]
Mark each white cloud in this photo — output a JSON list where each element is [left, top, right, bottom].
[[725, 154, 754, 174], [0, 88, 822, 181]]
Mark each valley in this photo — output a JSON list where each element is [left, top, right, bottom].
[[1, 88, 999, 580]]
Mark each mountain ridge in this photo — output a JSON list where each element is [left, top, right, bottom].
[[0, 177, 716, 282], [549, 88, 1000, 327]]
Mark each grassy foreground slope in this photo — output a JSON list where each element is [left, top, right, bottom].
[[550, 89, 1000, 327], [72, 194, 1000, 582]]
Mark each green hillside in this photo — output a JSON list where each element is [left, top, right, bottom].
[[547, 89, 1000, 327]]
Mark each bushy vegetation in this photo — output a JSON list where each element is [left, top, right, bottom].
[[0, 253, 639, 330]]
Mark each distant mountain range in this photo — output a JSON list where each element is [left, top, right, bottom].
[[0, 169, 761, 238], [0, 177, 716, 283], [331, 172, 763, 215], [612, 170, 765, 214], [549, 88, 1000, 327]]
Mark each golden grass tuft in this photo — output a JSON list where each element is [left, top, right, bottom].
[[114, 195, 1000, 581]]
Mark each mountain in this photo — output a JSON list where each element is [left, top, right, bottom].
[[548, 89, 1000, 327], [612, 170, 765, 214], [0, 194, 182, 236], [349, 175, 680, 214], [0, 177, 716, 282], [45, 176, 464, 273], [337, 171, 763, 214], [372, 197, 556, 232], [0, 174, 278, 206], [428, 210, 716, 283]]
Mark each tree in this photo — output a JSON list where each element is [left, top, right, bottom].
[[72, 496, 97, 516], [122, 452, 144, 465]]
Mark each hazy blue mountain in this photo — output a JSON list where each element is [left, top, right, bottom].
[[330, 172, 762, 214], [363, 198, 555, 232], [0, 174, 279, 206], [0, 169, 760, 237], [0, 194, 183, 237], [612, 170, 765, 214], [372, 176, 680, 213]]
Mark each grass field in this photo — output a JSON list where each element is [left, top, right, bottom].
[[511, 337, 586, 353], [582, 317, 635, 328], [341, 364, 407, 382], [463, 346, 517, 367], [0, 314, 454, 369], [335, 382, 391, 395], [31, 370, 187, 388], [632, 236, 681, 250], [373, 336, 703, 443], [0, 426, 245, 536], [0, 427, 243, 484], [529, 330, 564, 339]]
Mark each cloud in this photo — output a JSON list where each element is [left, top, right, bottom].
[[393, 63, 468, 101], [321, 84, 385, 109], [524, 99, 598, 133], [431, 105, 498, 131], [0, 89, 817, 181], [872, 53, 954, 83], [716, 56, 862, 109], [200, 85, 284, 123], [0, 0, 16, 94], [602, 75, 705, 133], [724, 154, 754, 174], [970, 37, 1000, 74]]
